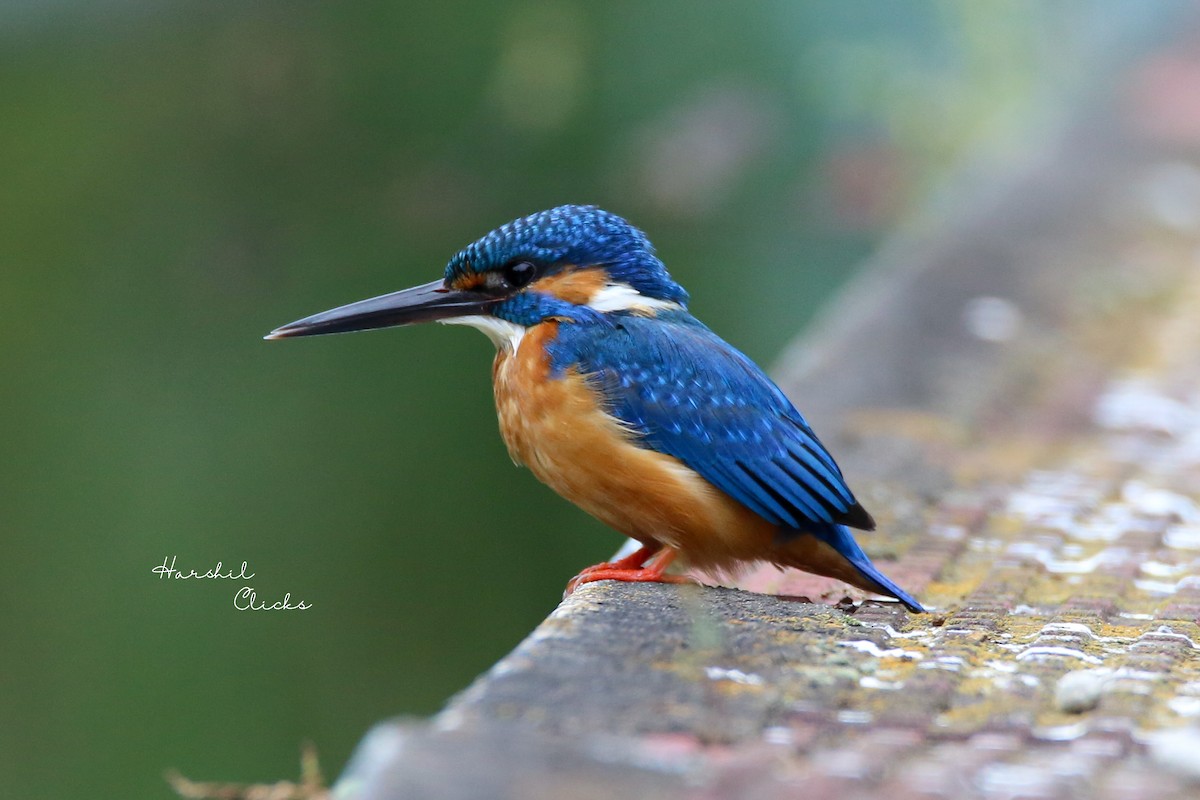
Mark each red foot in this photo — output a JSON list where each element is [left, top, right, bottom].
[[566, 544, 659, 587], [564, 546, 694, 597]]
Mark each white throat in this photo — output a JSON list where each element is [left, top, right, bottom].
[[438, 315, 526, 352]]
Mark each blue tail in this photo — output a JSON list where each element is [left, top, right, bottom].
[[813, 524, 925, 613]]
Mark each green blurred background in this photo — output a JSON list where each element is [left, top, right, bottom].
[[0, 1, 1179, 797]]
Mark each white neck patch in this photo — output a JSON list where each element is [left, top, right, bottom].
[[438, 315, 526, 352], [587, 282, 683, 314]]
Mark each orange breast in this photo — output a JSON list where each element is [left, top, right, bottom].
[[492, 322, 780, 575]]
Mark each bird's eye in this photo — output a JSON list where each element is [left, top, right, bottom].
[[502, 260, 537, 289]]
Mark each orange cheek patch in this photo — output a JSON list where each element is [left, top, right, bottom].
[[449, 273, 486, 291], [530, 268, 608, 305]]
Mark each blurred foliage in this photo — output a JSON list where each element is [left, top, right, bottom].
[[0, 1, 1180, 797]]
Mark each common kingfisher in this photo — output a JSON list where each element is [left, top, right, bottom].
[[267, 205, 923, 613]]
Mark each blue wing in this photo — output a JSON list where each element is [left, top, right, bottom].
[[548, 312, 875, 532]]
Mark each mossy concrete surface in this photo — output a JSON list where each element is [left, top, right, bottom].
[[337, 27, 1200, 800]]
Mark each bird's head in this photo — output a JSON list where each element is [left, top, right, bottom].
[[266, 205, 689, 348]]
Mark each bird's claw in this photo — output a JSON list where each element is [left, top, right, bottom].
[[562, 547, 689, 598]]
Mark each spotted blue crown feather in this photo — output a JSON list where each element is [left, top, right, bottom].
[[444, 205, 689, 305]]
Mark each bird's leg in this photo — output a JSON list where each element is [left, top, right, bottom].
[[606, 543, 663, 571], [563, 545, 693, 596]]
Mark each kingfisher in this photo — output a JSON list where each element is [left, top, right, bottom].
[[267, 205, 923, 612]]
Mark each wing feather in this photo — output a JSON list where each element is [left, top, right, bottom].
[[550, 313, 875, 532]]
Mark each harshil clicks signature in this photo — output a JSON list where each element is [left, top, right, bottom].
[[153, 555, 311, 610]]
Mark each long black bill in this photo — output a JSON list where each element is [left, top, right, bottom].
[[265, 279, 499, 340]]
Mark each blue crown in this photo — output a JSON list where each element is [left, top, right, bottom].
[[444, 205, 689, 306]]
